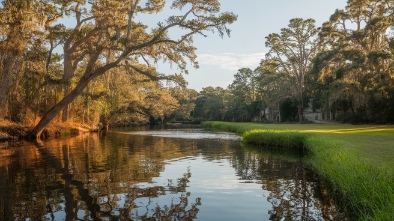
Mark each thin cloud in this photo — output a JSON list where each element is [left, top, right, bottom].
[[197, 52, 265, 71]]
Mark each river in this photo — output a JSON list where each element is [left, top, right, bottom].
[[0, 125, 347, 220]]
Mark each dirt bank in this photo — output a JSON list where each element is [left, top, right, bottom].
[[0, 120, 100, 141]]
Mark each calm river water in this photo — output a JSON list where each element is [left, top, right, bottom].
[[0, 126, 347, 220]]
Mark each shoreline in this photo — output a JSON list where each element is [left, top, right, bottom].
[[203, 121, 394, 220], [0, 121, 99, 142]]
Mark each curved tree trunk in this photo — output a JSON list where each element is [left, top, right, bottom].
[[29, 54, 121, 138], [29, 77, 91, 138]]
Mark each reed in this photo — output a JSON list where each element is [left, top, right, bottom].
[[203, 121, 394, 220]]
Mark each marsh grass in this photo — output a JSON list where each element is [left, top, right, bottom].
[[305, 136, 394, 220], [242, 129, 309, 151], [203, 121, 394, 220], [242, 142, 305, 160]]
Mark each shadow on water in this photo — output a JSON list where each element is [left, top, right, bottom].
[[0, 127, 348, 220]]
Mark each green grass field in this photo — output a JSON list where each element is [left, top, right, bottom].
[[203, 121, 394, 220]]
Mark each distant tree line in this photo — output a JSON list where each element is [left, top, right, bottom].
[[192, 0, 394, 124]]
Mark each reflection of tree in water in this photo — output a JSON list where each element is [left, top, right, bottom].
[[0, 133, 201, 220], [93, 168, 200, 220], [230, 146, 346, 221]]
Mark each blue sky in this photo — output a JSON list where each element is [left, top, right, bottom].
[[156, 0, 348, 92]]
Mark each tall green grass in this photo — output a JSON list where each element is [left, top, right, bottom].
[[305, 136, 394, 220], [242, 129, 309, 152], [203, 121, 394, 220]]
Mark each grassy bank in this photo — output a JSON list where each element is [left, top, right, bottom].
[[203, 121, 394, 220]]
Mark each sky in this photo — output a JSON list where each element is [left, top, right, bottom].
[[151, 0, 348, 92]]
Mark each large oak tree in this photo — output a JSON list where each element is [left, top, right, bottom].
[[27, 0, 236, 137]]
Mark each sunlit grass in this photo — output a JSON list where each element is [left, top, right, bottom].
[[203, 121, 394, 220], [204, 121, 394, 168], [303, 127, 393, 133]]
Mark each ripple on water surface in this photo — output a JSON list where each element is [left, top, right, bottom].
[[122, 128, 240, 140]]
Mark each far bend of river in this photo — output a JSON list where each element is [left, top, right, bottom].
[[0, 126, 348, 221]]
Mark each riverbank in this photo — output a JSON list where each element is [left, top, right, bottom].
[[0, 120, 98, 141], [0, 121, 28, 141], [202, 121, 394, 220]]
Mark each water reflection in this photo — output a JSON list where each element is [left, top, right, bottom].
[[230, 146, 344, 220], [0, 128, 346, 220]]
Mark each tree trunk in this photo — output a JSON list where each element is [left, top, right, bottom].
[[61, 51, 74, 123], [29, 77, 91, 138], [298, 105, 303, 123], [62, 87, 71, 122], [298, 87, 304, 123], [29, 55, 120, 138], [0, 55, 18, 119]]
